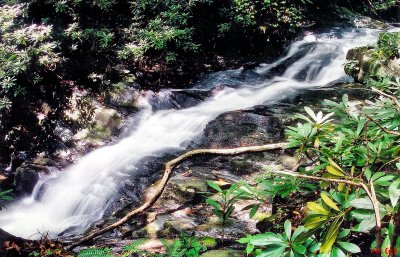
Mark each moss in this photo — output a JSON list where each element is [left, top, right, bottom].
[[86, 124, 112, 141], [198, 237, 218, 248]]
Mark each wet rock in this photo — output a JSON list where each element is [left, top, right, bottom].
[[346, 34, 400, 82], [199, 249, 243, 257], [352, 16, 389, 30], [13, 157, 57, 195], [198, 111, 284, 148], [82, 107, 122, 142], [14, 167, 39, 195], [161, 175, 208, 204], [167, 90, 211, 109], [105, 82, 141, 109]]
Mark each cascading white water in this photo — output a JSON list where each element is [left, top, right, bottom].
[[0, 28, 384, 239]]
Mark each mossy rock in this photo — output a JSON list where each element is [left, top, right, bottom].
[[85, 107, 122, 141], [161, 175, 208, 204], [105, 82, 140, 109], [198, 237, 217, 248], [200, 249, 243, 257]]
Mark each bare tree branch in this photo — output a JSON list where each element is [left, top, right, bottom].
[[66, 142, 289, 250]]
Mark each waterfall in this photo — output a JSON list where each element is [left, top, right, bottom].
[[0, 27, 382, 239]]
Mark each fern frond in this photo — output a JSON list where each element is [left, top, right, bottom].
[[77, 247, 114, 257], [121, 239, 149, 257]]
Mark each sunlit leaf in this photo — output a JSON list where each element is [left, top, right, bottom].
[[321, 192, 340, 211], [320, 217, 343, 253], [307, 202, 330, 215]]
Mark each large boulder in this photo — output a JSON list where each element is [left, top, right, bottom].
[[105, 82, 141, 110], [199, 111, 284, 148], [345, 32, 400, 82]]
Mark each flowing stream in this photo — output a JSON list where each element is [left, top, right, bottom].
[[0, 27, 383, 239]]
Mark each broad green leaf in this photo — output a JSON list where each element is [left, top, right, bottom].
[[257, 245, 286, 257], [321, 192, 340, 211], [250, 204, 259, 218], [227, 183, 239, 195], [294, 227, 319, 243], [320, 217, 343, 253], [248, 233, 286, 246], [328, 158, 344, 173], [381, 235, 390, 257], [307, 202, 330, 215], [371, 172, 386, 181], [284, 220, 292, 240], [331, 246, 346, 257], [350, 209, 374, 220], [206, 198, 221, 209], [207, 181, 222, 193], [338, 229, 350, 239], [364, 168, 372, 181], [374, 175, 396, 186], [326, 166, 345, 177], [303, 214, 328, 229], [349, 198, 374, 210], [353, 216, 376, 232], [389, 179, 400, 207], [292, 226, 305, 241], [245, 244, 254, 255], [337, 241, 361, 253], [292, 242, 306, 254]]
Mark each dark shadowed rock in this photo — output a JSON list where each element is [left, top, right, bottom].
[[13, 167, 39, 195], [198, 111, 284, 148]]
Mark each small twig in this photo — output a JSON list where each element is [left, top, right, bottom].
[[266, 169, 362, 186], [379, 156, 400, 171], [366, 115, 400, 136], [365, 0, 378, 16], [370, 181, 382, 252], [371, 87, 400, 111]]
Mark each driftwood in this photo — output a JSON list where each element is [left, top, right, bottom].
[[66, 142, 289, 250]]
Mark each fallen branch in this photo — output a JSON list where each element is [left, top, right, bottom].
[[66, 142, 289, 250]]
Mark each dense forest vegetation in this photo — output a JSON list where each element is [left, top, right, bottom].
[[0, 0, 398, 162], [0, 0, 399, 256]]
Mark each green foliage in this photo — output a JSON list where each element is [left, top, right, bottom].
[[0, 189, 13, 210], [0, 4, 61, 103], [206, 182, 243, 225], [77, 235, 207, 257], [77, 247, 114, 257], [120, 239, 149, 257], [377, 32, 400, 59], [237, 49, 400, 255], [238, 220, 319, 257], [159, 234, 207, 257]]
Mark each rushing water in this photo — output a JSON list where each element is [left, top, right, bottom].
[[0, 27, 383, 239]]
